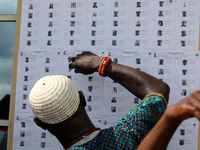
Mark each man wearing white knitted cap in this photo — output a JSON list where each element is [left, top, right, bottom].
[[30, 51, 200, 150]]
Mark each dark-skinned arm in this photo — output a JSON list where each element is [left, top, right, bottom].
[[69, 51, 170, 100], [137, 90, 200, 150]]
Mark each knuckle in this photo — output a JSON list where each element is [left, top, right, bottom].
[[190, 91, 197, 97], [183, 94, 193, 102], [192, 107, 198, 113], [181, 104, 188, 109]]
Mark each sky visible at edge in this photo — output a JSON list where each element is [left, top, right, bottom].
[[0, 0, 17, 100]]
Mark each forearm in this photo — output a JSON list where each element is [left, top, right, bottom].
[[137, 108, 181, 150], [104, 61, 170, 100], [69, 52, 169, 100]]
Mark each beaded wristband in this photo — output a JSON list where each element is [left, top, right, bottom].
[[98, 56, 112, 77]]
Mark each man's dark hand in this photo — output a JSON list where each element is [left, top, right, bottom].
[[69, 51, 103, 75]]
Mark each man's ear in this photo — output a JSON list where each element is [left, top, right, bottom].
[[34, 118, 47, 130], [79, 91, 86, 107]]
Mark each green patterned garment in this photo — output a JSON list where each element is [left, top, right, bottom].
[[69, 93, 167, 150]]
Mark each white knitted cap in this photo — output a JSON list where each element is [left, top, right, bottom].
[[29, 75, 80, 124]]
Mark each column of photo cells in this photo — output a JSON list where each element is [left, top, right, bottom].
[[24, 21, 41, 48], [68, 1, 78, 48], [179, 57, 189, 97], [65, 1, 87, 49], [46, 3, 53, 36], [22, 55, 29, 98], [42, 52, 62, 75], [21, 54, 29, 110], [41, 1, 64, 49], [26, 8, 33, 47], [179, 10, 187, 48], [22, 2, 43, 49], [156, 1, 166, 46], [150, 0, 175, 49], [156, 1, 165, 48], [85, 1, 106, 49], [26, 3, 34, 47], [178, 1, 188, 48], [26, 2, 34, 43], [69, 2, 76, 47], [16, 53, 29, 111], [105, 1, 130, 49], [43, 57, 52, 74], [129, 0, 151, 49], [21, 71, 29, 112], [111, 21, 118, 47], [175, 1, 199, 50], [14, 115, 36, 148], [44, 57, 51, 73], [46, 3, 56, 47], [134, 0, 142, 46], [91, 0, 99, 43], [111, 1, 120, 47]]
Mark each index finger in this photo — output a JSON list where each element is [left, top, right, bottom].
[[69, 62, 76, 70], [71, 57, 76, 62]]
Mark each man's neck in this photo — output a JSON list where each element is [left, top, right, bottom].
[[57, 123, 96, 149], [65, 127, 100, 149]]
